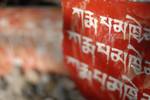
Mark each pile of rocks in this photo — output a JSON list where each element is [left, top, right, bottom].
[[0, 67, 85, 100]]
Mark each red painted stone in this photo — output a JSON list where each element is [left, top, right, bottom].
[[62, 0, 150, 100]]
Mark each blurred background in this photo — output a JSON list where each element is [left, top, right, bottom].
[[0, 0, 60, 6], [0, 0, 85, 100]]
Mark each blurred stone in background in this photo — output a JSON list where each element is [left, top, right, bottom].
[[0, 8, 67, 76], [0, 5, 85, 100]]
